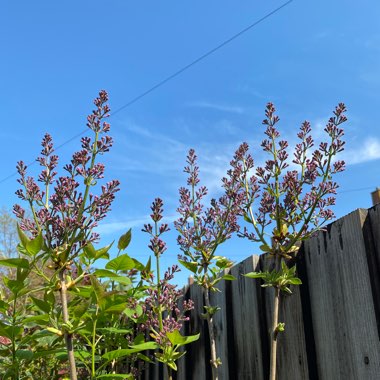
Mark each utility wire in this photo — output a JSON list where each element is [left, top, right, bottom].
[[338, 186, 375, 194], [110, 0, 294, 117], [0, 0, 293, 185]]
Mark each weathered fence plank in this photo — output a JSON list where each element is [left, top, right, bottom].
[[303, 209, 380, 379], [274, 282, 310, 379], [143, 206, 380, 379], [229, 255, 266, 380], [183, 280, 208, 380], [210, 274, 229, 380], [362, 204, 380, 340], [260, 255, 310, 380]]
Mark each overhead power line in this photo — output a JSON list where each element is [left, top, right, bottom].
[[0, 1, 293, 185]]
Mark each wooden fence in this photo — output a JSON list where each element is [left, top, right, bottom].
[[143, 205, 380, 379]]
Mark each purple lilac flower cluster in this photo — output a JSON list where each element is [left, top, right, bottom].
[[228, 102, 347, 255], [143, 265, 194, 346], [13, 90, 120, 258], [142, 198, 169, 257], [175, 149, 242, 265], [142, 199, 194, 346]]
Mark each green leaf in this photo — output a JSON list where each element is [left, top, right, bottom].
[[26, 231, 43, 255], [102, 342, 158, 361], [17, 223, 30, 247], [144, 256, 151, 273], [0, 300, 9, 313], [289, 277, 302, 285], [95, 242, 113, 259], [282, 286, 292, 294], [0, 258, 29, 269], [97, 327, 132, 335], [124, 304, 143, 319], [221, 274, 236, 281], [97, 375, 133, 380], [106, 254, 135, 272], [83, 243, 97, 259], [133, 333, 145, 345], [178, 259, 197, 274], [70, 285, 93, 298], [3, 277, 26, 294], [166, 330, 200, 346], [30, 296, 51, 313], [104, 303, 128, 313], [243, 213, 252, 224], [93, 269, 119, 278], [136, 352, 154, 363], [166, 360, 177, 371], [33, 349, 66, 359], [276, 322, 285, 332], [16, 267, 29, 282], [111, 276, 132, 286], [203, 306, 220, 317], [118, 229, 132, 250], [16, 350, 33, 361], [0, 322, 21, 339], [72, 301, 90, 319], [215, 256, 232, 269], [90, 275, 106, 307], [259, 244, 272, 253], [23, 314, 50, 326], [84, 242, 113, 260], [244, 271, 266, 279]]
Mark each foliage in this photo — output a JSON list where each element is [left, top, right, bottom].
[[0, 92, 198, 380], [228, 102, 347, 380], [142, 199, 199, 377], [174, 149, 242, 379], [0, 93, 347, 380]]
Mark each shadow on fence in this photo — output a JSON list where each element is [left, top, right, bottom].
[[143, 205, 380, 380]]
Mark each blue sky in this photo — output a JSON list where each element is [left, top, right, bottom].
[[1, 1, 380, 284]]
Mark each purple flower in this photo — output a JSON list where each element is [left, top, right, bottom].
[[14, 91, 120, 257], [227, 102, 347, 255]]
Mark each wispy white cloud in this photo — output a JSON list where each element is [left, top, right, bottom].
[[96, 215, 178, 235], [343, 137, 380, 164], [111, 121, 187, 174], [186, 101, 245, 114], [236, 84, 271, 101]]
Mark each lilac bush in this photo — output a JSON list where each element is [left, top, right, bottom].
[[228, 102, 347, 380], [12, 90, 120, 380], [142, 198, 198, 379], [175, 149, 242, 380]]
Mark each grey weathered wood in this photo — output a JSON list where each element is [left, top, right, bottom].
[[210, 272, 230, 380], [143, 207, 380, 380], [177, 284, 191, 380], [363, 204, 380, 340], [229, 255, 265, 380], [303, 209, 380, 379], [276, 284, 309, 379], [185, 281, 207, 380], [261, 255, 310, 380]]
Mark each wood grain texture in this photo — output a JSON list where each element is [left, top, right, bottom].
[[142, 207, 380, 379], [362, 204, 380, 340], [303, 209, 380, 379], [229, 255, 266, 380], [210, 274, 230, 380]]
